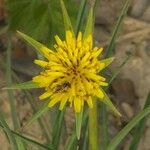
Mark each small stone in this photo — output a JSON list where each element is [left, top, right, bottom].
[[121, 102, 134, 119], [130, 0, 149, 18], [142, 6, 150, 22]]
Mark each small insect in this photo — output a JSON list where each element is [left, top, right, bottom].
[[54, 81, 71, 93]]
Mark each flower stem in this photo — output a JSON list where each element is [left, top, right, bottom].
[[89, 99, 98, 150]]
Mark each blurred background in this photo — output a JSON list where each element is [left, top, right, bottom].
[[0, 0, 150, 149]]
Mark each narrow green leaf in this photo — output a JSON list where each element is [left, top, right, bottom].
[[16, 137, 26, 150], [6, 36, 26, 149], [23, 102, 49, 128], [17, 31, 53, 56], [75, 109, 83, 139], [0, 123, 53, 150], [108, 54, 131, 85], [83, 7, 94, 38], [82, 122, 88, 150], [129, 92, 150, 150], [100, 89, 121, 116], [1, 61, 51, 143], [65, 111, 88, 150], [3, 81, 39, 90], [6, 36, 19, 129], [100, 57, 114, 71], [52, 109, 65, 150], [0, 111, 18, 150], [105, 0, 132, 57], [100, 54, 131, 149], [75, 0, 87, 36], [107, 106, 150, 150], [65, 132, 77, 150], [60, 0, 74, 33]]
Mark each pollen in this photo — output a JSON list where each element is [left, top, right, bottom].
[[32, 31, 113, 113]]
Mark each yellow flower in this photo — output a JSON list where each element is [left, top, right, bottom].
[[32, 31, 113, 113]]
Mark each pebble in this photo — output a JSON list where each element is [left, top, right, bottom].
[[130, 0, 149, 18], [121, 102, 134, 119]]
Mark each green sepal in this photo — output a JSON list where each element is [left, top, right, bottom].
[[3, 81, 39, 90], [100, 57, 114, 71], [23, 102, 49, 128], [17, 31, 53, 57], [83, 7, 94, 39], [60, 0, 74, 34], [100, 89, 121, 117], [75, 109, 83, 139]]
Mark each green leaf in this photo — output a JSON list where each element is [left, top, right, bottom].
[[107, 105, 150, 150], [0, 111, 18, 150], [6, 36, 26, 149], [17, 31, 53, 56], [60, 0, 74, 33], [100, 54, 131, 149], [52, 109, 65, 149], [75, 0, 87, 36], [7, 0, 78, 45], [83, 8, 94, 38], [65, 132, 77, 150], [100, 57, 114, 71], [65, 111, 88, 150], [0, 123, 53, 150], [105, 0, 132, 57], [75, 109, 83, 139], [16, 137, 26, 150], [23, 102, 49, 128], [108, 54, 131, 85], [3, 81, 39, 90], [129, 92, 150, 150], [100, 89, 121, 117]]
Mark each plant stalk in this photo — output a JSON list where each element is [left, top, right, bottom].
[[89, 99, 98, 150]]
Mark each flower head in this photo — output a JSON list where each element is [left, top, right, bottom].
[[33, 31, 112, 113]]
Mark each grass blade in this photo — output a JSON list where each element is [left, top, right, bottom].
[[108, 54, 131, 85], [1, 61, 52, 142], [0, 123, 54, 150], [83, 7, 94, 38], [100, 89, 121, 116], [60, 0, 74, 33], [3, 81, 39, 90], [75, 0, 87, 36], [65, 132, 77, 150], [6, 36, 26, 149], [105, 0, 132, 57], [23, 102, 49, 128], [100, 54, 131, 149], [129, 92, 150, 150], [52, 109, 65, 150], [17, 31, 54, 57], [75, 109, 83, 139], [65, 110, 88, 150], [6, 36, 19, 129], [0, 110, 18, 150], [107, 106, 150, 150]]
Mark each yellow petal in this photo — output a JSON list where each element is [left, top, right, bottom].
[[94, 88, 104, 99], [39, 92, 52, 100], [74, 97, 81, 113], [59, 94, 69, 110], [55, 35, 64, 47], [34, 60, 48, 67], [86, 96, 93, 108]]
